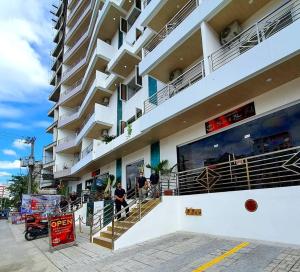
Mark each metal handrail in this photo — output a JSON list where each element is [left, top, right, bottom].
[[80, 143, 93, 159], [67, 0, 84, 22], [143, 0, 152, 9], [62, 79, 83, 97], [57, 135, 75, 146], [144, 0, 199, 55], [209, 0, 300, 71], [65, 30, 88, 58], [177, 145, 300, 195], [144, 59, 205, 113], [63, 56, 86, 77], [66, 3, 91, 40], [76, 110, 94, 135]]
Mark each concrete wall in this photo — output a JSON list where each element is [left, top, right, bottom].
[[115, 186, 300, 249]]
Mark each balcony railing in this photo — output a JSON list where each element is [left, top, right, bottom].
[[209, 0, 300, 71], [80, 143, 93, 159], [57, 135, 75, 147], [66, 3, 91, 41], [65, 30, 88, 59], [143, 0, 152, 9], [144, 59, 205, 113], [177, 146, 300, 196], [61, 79, 83, 100], [67, 0, 83, 22], [143, 0, 199, 55], [62, 56, 86, 81], [76, 110, 94, 135]]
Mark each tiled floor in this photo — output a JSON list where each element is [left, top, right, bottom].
[[2, 220, 300, 272]]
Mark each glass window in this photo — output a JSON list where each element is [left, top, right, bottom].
[[126, 160, 144, 197], [177, 103, 300, 172]]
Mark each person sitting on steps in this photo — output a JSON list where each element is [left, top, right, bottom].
[[114, 182, 129, 219]]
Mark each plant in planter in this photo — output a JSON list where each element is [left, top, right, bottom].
[[127, 123, 132, 138], [102, 134, 117, 144], [146, 160, 176, 196]]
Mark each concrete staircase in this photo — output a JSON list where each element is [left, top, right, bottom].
[[93, 199, 160, 249]]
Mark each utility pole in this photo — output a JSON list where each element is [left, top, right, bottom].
[[24, 137, 36, 194]]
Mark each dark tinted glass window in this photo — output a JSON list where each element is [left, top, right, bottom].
[[177, 103, 300, 171]]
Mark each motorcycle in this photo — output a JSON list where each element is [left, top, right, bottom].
[[24, 215, 49, 241]]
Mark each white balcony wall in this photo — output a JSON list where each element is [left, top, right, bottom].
[[139, 0, 168, 27], [140, 20, 300, 133], [139, 0, 225, 75]]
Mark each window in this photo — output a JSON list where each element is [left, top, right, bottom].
[[126, 159, 144, 198], [177, 103, 300, 172]]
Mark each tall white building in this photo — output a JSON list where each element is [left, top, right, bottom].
[[45, 0, 300, 248]]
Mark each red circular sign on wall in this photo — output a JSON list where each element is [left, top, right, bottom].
[[245, 199, 258, 212]]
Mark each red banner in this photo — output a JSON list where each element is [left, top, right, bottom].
[[49, 213, 76, 249]]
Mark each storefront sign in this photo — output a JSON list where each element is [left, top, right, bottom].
[[185, 208, 202, 216], [91, 169, 100, 177], [49, 213, 76, 250], [205, 102, 255, 133]]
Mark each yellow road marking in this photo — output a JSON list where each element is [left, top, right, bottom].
[[193, 242, 250, 272]]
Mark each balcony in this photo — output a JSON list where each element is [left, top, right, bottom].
[[46, 120, 58, 134], [43, 156, 55, 169], [48, 102, 58, 117], [62, 56, 87, 83], [56, 136, 78, 153], [141, 0, 191, 32], [80, 143, 93, 160], [64, 30, 89, 61], [65, 3, 91, 43], [59, 79, 83, 106], [58, 108, 79, 128], [209, 0, 300, 72], [144, 59, 205, 113], [67, 0, 87, 25], [144, 0, 199, 56], [76, 104, 113, 140]]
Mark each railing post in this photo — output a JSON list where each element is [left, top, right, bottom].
[[79, 215, 82, 233], [206, 167, 210, 193], [256, 22, 261, 43], [245, 158, 251, 189], [89, 214, 93, 243], [176, 173, 180, 196], [111, 216, 115, 250], [139, 198, 142, 221]]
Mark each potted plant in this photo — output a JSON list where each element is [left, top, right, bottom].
[[102, 134, 116, 144], [146, 160, 174, 196]]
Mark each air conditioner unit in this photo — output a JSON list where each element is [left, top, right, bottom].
[[220, 21, 242, 45], [101, 129, 109, 137], [169, 69, 182, 81], [103, 97, 109, 106]]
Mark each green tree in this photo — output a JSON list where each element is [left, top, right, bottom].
[[7, 175, 38, 210]]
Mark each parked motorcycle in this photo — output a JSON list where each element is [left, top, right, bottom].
[[24, 220, 49, 241]]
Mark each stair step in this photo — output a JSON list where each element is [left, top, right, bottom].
[[115, 220, 136, 228], [107, 225, 129, 234], [93, 237, 112, 249], [100, 230, 122, 239]]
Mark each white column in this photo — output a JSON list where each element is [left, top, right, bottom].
[[201, 21, 221, 75]]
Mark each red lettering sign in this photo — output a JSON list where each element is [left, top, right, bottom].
[[49, 213, 76, 249]]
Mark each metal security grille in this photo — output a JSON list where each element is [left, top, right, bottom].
[[177, 146, 300, 195]]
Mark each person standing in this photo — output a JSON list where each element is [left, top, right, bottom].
[[150, 170, 160, 198], [114, 182, 129, 219], [137, 172, 147, 201]]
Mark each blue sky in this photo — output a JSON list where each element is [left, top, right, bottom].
[[0, 1, 55, 184]]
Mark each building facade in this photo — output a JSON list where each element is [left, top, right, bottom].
[[45, 0, 300, 198]]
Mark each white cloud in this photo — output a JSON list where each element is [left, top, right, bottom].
[[33, 121, 51, 128], [0, 171, 12, 177], [13, 139, 30, 150], [0, 1, 52, 103], [2, 122, 26, 129], [0, 160, 20, 169], [3, 149, 17, 156], [0, 104, 23, 118]]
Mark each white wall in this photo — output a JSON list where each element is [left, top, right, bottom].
[[114, 197, 180, 249], [115, 186, 300, 249]]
